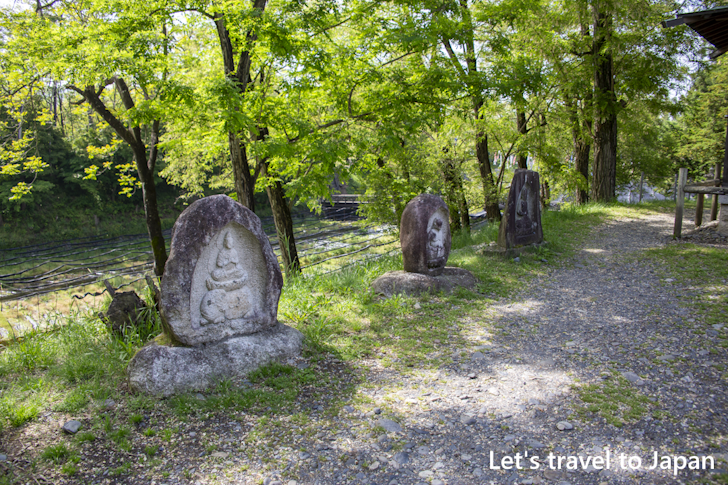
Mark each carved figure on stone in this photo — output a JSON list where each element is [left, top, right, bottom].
[[199, 232, 252, 325], [400, 194, 451, 276], [497, 169, 543, 249], [426, 215, 447, 269]]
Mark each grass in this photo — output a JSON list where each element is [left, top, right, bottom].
[[573, 373, 655, 427]]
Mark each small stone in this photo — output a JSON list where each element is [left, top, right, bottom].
[[526, 439, 545, 449], [298, 452, 311, 460], [461, 454, 472, 461], [0, 454, 6, 462], [556, 421, 573, 431], [369, 461, 380, 471], [473, 468, 484, 477], [62, 420, 82, 434], [544, 470, 562, 479], [103, 398, 116, 409], [374, 407, 382, 414], [343, 405, 355, 413], [621, 371, 643, 385], [195, 393, 206, 401], [471, 351, 485, 360], [417, 446, 430, 455], [432, 480, 445, 485], [189, 431, 197, 437], [418, 470, 433, 479], [393, 452, 410, 464], [467, 372, 477, 379], [211, 451, 229, 459], [378, 418, 402, 433], [414, 302, 421, 310], [514, 257, 521, 263], [528, 398, 540, 405], [461, 415, 477, 425]]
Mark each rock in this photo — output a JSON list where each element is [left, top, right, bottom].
[[513, 256, 520, 262], [371, 267, 477, 297], [0, 454, 7, 462], [400, 194, 451, 276], [373, 407, 382, 414], [393, 452, 410, 464], [102, 290, 147, 336], [378, 418, 403, 433], [556, 421, 573, 431], [471, 351, 485, 360], [160, 195, 284, 346], [461, 415, 477, 425], [525, 439, 545, 449], [127, 323, 303, 396], [432, 480, 445, 485], [211, 452, 229, 459], [414, 302, 421, 309], [127, 196, 302, 395], [298, 452, 311, 460], [102, 398, 116, 410], [622, 371, 644, 385], [418, 470, 434, 479], [62, 420, 82, 434], [498, 169, 544, 249], [369, 461, 380, 470], [343, 405, 355, 413]]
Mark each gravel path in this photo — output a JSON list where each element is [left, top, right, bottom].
[[254, 211, 726, 485], [5, 210, 727, 485]]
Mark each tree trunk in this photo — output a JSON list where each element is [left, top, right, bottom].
[[138, 160, 168, 277], [474, 126, 501, 221], [516, 110, 528, 169], [574, 137, 591, 204], [228, 132, 255, 211], [262, 162, 300, 279], [591, 4, 617, 202], [442, 158, 462, 232]]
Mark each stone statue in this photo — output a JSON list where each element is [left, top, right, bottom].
[[200, 232, 251, 325]]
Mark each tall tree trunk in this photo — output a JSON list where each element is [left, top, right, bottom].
[[228, 133, 255, 211], [474, 124, 501, 221], [261, 157, 300, 279], [214, 0, 267, 211], [591, 3, 617, 202], [516, 110, 528, 169], [442, 158, 462, 232]]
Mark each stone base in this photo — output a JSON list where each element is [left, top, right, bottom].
[[127, 323, 303, 396], [477, 241, 549, 258], [370, 267, 478, 297]]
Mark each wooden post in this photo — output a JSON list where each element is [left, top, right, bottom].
[[696, 193, 704, 227], [638, 171, 645, 202], [711, 162, 721, 221], [674, 168, 688, 238]]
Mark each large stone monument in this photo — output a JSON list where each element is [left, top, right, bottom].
[[127, 195, 302, 396], [371, 194, 477, 297], [498, 169, 544, 250]]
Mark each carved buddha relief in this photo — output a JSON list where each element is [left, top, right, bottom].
[[425, 208, 449, 271], [190, 222, 267, 332], [514, 184, 536, 239]]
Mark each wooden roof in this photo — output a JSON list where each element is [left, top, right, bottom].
[[663, 7, 728, 58]]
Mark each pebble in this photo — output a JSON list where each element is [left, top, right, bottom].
[[62, 420, 82, 434], [418, 470, 433, 478], [0, 454, 6, 462], [103, 398, 116, 409], [211, 452, 229, 459], [393, 452, 410, 464], [461, 415, 477, 425], [556, 421, 573, 431], [377, 418, 402, 433], [432, 480, 445, 485], [369, 461, 380, 470], [414, 302, 421, 309], [622, 371, 644, 385], [514, 257, 521, 262]]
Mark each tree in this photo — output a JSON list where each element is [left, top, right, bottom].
[[1, 0, 181, 275]]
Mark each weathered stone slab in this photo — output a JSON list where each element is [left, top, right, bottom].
[[498, 169, 543, 249], [371, 267, 477, 297], [127, 323, 303, 396], [400, 194, 451, 276], [161, 195, 283, 347]]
